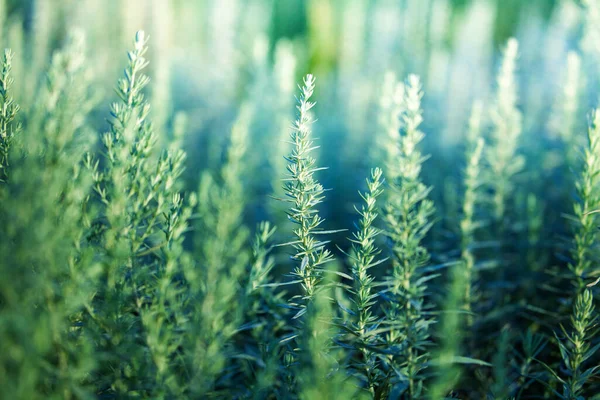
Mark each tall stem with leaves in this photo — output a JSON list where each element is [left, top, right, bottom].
[[343, 167, 385, 394], [558, 289, 599, 398], [89, 34, 154, 393], [488, 38, 523, 226], [569, 110, 600, 291], [281, 74, 333, 309], [89, 31, 188, 396], [0, 49, 20, 183], [542, 289, 600, 399], [461, 102, 485, 327], [243, 222, 288, 399], [382, 74, 435, 399], [186, 103, 254, 397]]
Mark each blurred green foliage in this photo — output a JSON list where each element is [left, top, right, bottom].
[[6, 0, 558, 62], [3, 0, 600, 398], [271, 0, 558, 41]]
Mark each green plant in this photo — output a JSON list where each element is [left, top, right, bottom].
[[341, 167, 386, 396], [87, 30, 189, 397], [460, 102, 485, 328], [382, 74, 436, 399], [242, 221, 287, 398], [188, 102, 253, 396], [568, 109, 600, 292], [541, 289, 599, 399], [0, 29, 99, 399], [1, 2, 600, 399], [297, 282, 364, 400], [0, 48, 20, 183], [281, 74, 334, 309], [429, 102, 488, 399], [487, 37, 523, 227]]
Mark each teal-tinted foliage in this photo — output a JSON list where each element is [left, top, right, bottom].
[[0, 1, 599, 399]]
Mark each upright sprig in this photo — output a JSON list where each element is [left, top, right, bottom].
[[90, 31, 188, 396], [345, 167, 385, 394], [36, 30, 98, 158], [185, 103, 255, 396], [431, 103, 487, 397], [282, 74, 333, 306], [187, 103, 253, 397], [551, 290, 599, 399], [0, 49, 21, 183], [540, 110, 600, 400], [461, 102, 485, 326], [488, 38, 523, 225], [242, 222, 287, 398], [196, 103, 253, 274], [93, 30, 155, 259], [248, 221, 278, 295], [142, 191, 195, 398], [569, 109, 600, 291], [382, 74, 436, 399], [351, 168, 385, 343]]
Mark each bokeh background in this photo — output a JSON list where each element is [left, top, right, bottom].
[[0, 0, 595, 253]]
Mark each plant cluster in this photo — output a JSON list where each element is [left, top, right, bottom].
[[1, 1, 600, 399]]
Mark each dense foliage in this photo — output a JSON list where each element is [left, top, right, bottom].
[[1, 0, 600, 399]]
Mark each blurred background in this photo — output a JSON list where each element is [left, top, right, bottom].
[[3, 1, 560, 49], [2, 0, 561, 55], [0, 0, 595, 252]]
